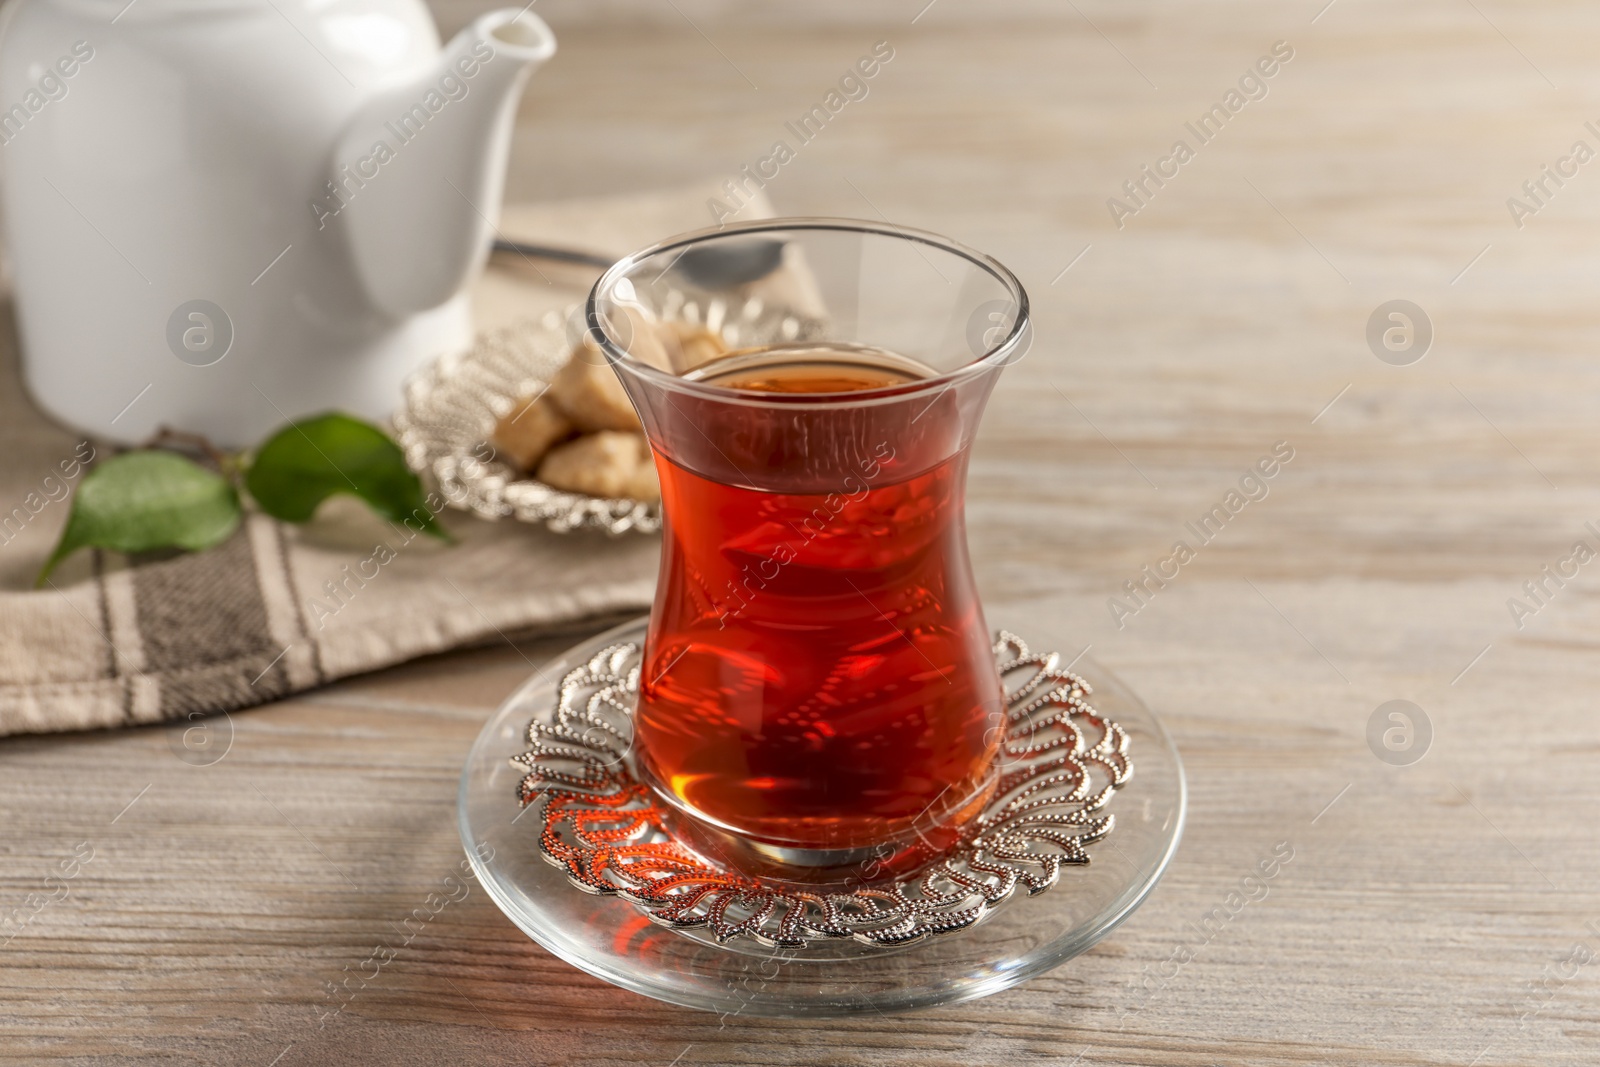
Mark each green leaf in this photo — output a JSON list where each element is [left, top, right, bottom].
[[37, 451, 241, 586], [244, 413, 446, 539]]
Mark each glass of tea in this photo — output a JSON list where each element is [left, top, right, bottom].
[[586, 218, 1030, 875]]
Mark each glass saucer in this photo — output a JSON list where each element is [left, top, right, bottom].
[[457, 616, 1186, 1017]]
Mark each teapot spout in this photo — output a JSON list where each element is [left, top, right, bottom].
[[332, 10, 556, 318]]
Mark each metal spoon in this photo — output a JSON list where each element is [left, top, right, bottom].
[[491, 237, 787, 289]]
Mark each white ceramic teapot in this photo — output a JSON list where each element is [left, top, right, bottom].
[[0, 0, 555, 445]]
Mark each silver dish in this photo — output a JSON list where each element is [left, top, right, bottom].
[[393, 309, 660, 535], [394, 295, 822, 536]]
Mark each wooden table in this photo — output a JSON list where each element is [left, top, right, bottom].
[[6, 1, 1600, 1063]]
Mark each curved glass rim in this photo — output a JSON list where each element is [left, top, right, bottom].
[[584, 216, 1031, 407]]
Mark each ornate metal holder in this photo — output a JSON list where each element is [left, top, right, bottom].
[[458, 616, 1184, 1015], [512, 631, 1132, 948]]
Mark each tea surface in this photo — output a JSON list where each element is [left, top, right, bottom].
[[690, 344, 926, 395]]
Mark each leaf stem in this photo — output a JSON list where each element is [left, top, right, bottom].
[[142, 426, 232, 474]]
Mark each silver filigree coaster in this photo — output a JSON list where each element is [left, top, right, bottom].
[[510, 632, 1134, 948]]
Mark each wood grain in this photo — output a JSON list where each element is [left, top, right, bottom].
[[6, 1, 1600, 1063]]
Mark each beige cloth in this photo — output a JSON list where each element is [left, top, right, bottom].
[[0, 182, 769, 736]]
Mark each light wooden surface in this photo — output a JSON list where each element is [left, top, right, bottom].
[[7, 1, 1600, 1063]]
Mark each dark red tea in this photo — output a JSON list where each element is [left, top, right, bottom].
[[632, 345, 1004, 852]]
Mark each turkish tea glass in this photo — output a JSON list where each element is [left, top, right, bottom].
[[587, 218, 1030, 874]]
